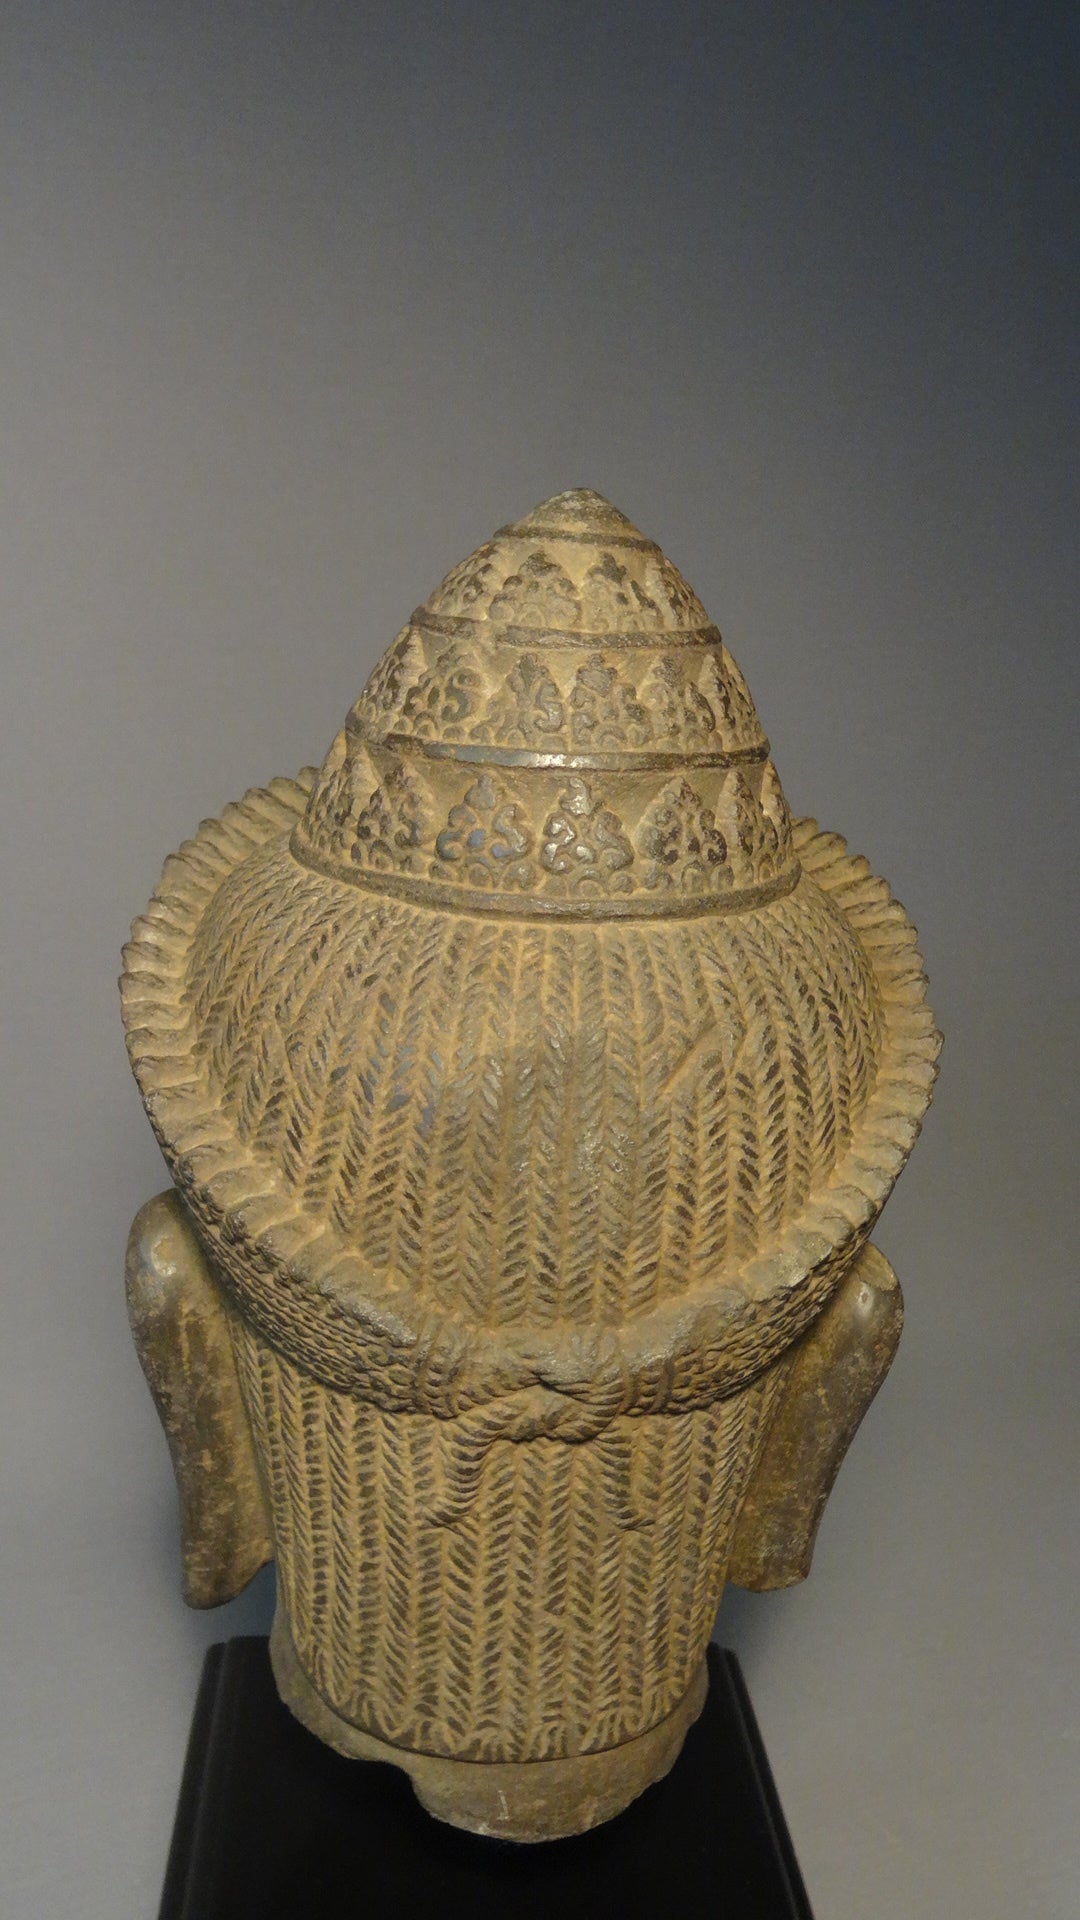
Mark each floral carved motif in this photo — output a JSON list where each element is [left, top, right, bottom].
[[637, 780, 731, 895], [570, 656, 652, 750], [722, 649, 760, 736], [427, 542, 503, 619], [303, 730, 359, 858], [639, 656, 717, 751], [579, 553, 661, 631], [758, 761, 792, 874], [642, 555, 710, 630], [487, 549, 581, 629], [352, 764, 428, 874], [715, 770, 772, 884], [698, 649, 762, 748], [399, 644, 485, 741], [351, 627, 426, 732], [541, 778, 634, 895], [471, 653, 564, 747], [433, 772, 536, 890]]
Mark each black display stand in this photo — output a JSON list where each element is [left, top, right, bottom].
[[160, 1638, 813, 1919]]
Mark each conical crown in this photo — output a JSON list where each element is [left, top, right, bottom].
[[295, 491, 796, 914]]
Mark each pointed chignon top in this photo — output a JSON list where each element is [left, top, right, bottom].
[[418, 486, 717, 644], [283, 483, 795, 917], [500, 489, 648, 543]]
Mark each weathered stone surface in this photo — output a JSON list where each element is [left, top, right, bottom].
[[121, 490, 939, 1840], [125, 1191, 272, 1607]]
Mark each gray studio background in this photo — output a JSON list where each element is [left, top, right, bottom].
[[3, 5, 1077, 1916]]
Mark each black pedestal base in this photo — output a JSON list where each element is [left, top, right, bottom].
[[161, 1638, 813, 1919]]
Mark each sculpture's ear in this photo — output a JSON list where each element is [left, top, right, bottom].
[[727, 1244, 903, 1591], [125, 1189, 273, 1607]]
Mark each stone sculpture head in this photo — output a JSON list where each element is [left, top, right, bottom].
[[122, 490, 939, 1839]]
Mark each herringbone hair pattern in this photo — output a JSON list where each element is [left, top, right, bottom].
[[231, 1308, 787, 1761]]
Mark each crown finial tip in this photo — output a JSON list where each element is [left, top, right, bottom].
[[512, 488, 639, 539]]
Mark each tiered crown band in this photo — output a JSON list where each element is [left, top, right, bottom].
[[293, 490, 798, 918]]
